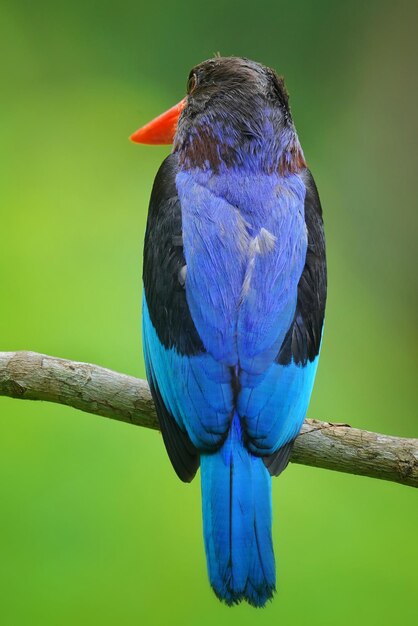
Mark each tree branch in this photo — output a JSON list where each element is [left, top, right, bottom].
[[0, 351, 417, 487]]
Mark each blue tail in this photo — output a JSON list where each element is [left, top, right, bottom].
[[200, 414, 275, 607]]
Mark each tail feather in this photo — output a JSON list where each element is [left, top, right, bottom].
[[200, 414, 276, 607]]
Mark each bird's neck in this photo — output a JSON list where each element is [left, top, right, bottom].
[[174, 106, 306, 177]]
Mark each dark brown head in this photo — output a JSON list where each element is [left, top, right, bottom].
[[131, 56, 305, 175], [182, 57, 291, 122]]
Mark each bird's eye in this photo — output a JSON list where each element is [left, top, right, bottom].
[[187, 72, 198, 94]]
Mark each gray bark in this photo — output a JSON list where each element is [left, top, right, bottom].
[[0, 351, 416, 488]]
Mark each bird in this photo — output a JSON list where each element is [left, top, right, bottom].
[[130, 56, 327, 607]]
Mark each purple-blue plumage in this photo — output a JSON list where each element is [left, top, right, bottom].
[[177, 168, 307, 374], [141, 57, 327, 607]]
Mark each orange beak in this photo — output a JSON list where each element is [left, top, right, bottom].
[[130, 98, 187, 145]]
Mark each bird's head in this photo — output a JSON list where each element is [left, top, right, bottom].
[[131, 56, 305, 175]]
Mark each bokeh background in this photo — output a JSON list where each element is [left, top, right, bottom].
[[1, 0, 417, 624]]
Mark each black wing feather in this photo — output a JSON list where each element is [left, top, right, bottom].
[[276, 168, 327, 367], [143, 153, 205, 355], [150, 380, 199, 482], [263, 440, 295, 476], [143, 154, 204, 481]]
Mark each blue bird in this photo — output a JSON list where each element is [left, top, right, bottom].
[[131, 57, 327, 607]]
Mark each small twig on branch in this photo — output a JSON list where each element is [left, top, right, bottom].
[[0, 351, 417, 488]]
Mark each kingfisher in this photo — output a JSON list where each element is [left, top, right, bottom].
[[131, 56, 327, 607]]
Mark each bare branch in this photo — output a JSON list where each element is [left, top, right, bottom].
[[0, 351, 417, 487]]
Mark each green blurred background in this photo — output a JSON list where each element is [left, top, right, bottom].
[[1, 0, 417, 624]]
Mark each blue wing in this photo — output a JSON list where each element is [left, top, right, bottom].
[[239, 169, 327, 465], [142, 154, 233, 481], [143, 298, 232, 450]]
